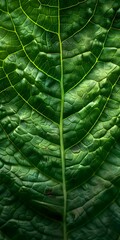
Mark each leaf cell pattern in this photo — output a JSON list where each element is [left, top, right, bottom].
[[0, 0, 120, 239]]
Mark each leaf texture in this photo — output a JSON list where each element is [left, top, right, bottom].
[[0, 0, 120, 239]]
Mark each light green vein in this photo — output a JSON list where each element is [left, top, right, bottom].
[[60, 0, 87, 10], [0, 85, 11, 95], [58, 1, 67, 240], [0, 26, 14, 32], [38, 0, 58, 8]]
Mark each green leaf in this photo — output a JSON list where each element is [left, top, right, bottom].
[[0, 0, 120, 239]]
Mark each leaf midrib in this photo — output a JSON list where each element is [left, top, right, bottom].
[[58, 1, 67, 240]]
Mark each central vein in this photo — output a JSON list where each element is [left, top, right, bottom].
[[58, 1, 67, 240]]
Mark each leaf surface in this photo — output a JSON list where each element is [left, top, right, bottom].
[[0, 0, 120, 239]]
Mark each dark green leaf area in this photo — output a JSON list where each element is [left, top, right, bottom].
[[0, 0, 120, 240], [62, 22, 106, 91], [60, 0, 86, 9], [3, 61, 61, 123], [63, 51, 96, 92], [65, 118, 120, 189], [20, 0, 58, 32], [0, 120, 61, 181], [0, 77, 10, 93], [0, 184, 62, 240], [0, 29, 21, 60], [0, 1, 7, 11], [6, 0, 19, 13], [105, 29, 120, 49], [64, 75, 113, 119], [64, 97, 104, 148], [3, 51, 60, 98], [67, 186, 118, 228], [0, 10, 14, 30], [67, 172, 120, 240], [7, 7, 60, 79], [92, 0, 117, 29], [66, 140, 120, 239], [113, 8, 120, 28], [69, 204, 120, 240], [40, 0, 58, 6], [60, 0, 97, 40], [100, 29, 120, 67]]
